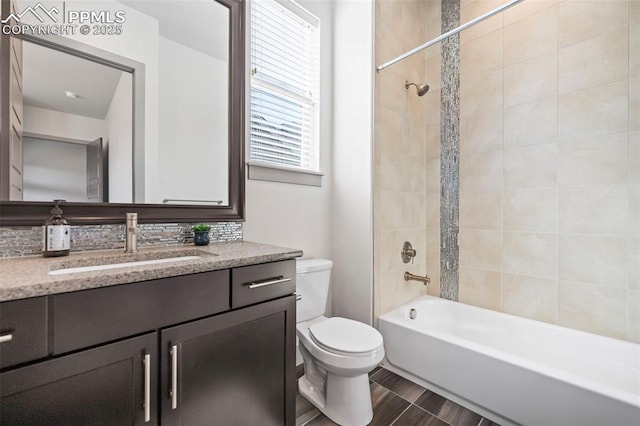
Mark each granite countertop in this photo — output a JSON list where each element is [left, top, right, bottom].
[[0, 241, 303, 302]]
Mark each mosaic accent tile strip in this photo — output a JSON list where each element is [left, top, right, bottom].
[[439, 0, 460, 301], [0, 222, 243, 258]]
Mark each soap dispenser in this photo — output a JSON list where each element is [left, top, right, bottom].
[[43, 199, 71, 257]]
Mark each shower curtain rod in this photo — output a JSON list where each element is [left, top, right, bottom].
[[376, 0, 525, 72]]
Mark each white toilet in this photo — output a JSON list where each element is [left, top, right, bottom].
[[296, 259, 385, 426]]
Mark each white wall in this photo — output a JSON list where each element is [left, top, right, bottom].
[[23, 137, 87, 202], [331, 0, 374, 325], [158, 37, 228, 205], [50, 0, 161, 203], [105, 72, 133, 203], [243, 0, 334, 263], [23, 105, 106, 142]]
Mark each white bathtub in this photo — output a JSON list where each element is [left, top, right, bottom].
[[379, 295, 640, 426]]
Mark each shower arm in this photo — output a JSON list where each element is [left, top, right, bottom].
[[376, 0, 525, 72]]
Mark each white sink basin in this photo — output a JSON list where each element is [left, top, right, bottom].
[[48, 255, 202, 276]]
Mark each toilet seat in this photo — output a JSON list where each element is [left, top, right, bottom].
[[309, 317, 383, 357]]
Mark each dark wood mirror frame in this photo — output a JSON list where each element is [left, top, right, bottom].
[[0, 0, 244, 225]]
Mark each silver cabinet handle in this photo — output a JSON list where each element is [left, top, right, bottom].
[[143, 353, 151, 423], [248, 277, 291, 289], [0, 333, 13, 343], [170, 344, 178, 410]]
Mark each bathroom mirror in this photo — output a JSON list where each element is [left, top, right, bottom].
[[0, 0, 245, 224]]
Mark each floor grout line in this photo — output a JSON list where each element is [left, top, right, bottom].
[[388, 403, 414, 426]]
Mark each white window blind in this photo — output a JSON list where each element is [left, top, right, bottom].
[[250, 0, 320, 172]]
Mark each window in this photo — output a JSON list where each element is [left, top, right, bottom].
[[249, 0, 322, 185]]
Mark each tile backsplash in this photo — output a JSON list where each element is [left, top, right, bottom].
[[0, 222, 243, 258]]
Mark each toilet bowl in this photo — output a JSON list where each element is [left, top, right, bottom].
[[296, 259, 385, 426]]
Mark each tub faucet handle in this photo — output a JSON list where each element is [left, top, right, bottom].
[[401, 241, 417, 264]]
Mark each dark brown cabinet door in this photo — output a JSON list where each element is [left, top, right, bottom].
[[0, 332, 157, 426], [161, 296, 296, 426]]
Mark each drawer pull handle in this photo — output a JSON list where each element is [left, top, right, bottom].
[[248, 277, 291, 289], [143, 353, 151, 422], [0, 333, 13, 343], [170, 344, 178, 410]]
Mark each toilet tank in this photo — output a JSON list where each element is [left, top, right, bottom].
[[296, 259, 333, 322]]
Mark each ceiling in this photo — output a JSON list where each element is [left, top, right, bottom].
[[22, 42, 125, 119], [120, 0, 229, 62]]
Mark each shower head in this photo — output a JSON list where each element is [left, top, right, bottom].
[[405, 82, 430, 96]]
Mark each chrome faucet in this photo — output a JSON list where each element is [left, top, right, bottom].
[[125, 213, 139, 253]]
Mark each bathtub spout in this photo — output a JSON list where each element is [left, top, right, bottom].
[[404, 272, 430, 285]]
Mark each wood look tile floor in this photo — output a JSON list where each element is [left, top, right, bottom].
[[296, 367, 499, 426]]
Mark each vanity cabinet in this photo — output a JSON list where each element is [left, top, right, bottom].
[[1, 332, 157, 426], [161, 296, 295, 426], [0, 259, 296, 425]]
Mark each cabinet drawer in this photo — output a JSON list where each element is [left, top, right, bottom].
[[53, 270, 229, 354], [231, 260, 295, 308], [0, 297, 48, 369]]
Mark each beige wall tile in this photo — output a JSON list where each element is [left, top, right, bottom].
[[377, 189, 404, 231], [461, 0, 504, 44], [503, 232, 557, 278], [503, 273, 557, 323], [504, 97, 558, 146], [559, 0, 629, 48], [460, 69, 504, 117], [558, 132, 629, 186], [423, 0, 441, 26], [427, 226, 440, 265], [426, 159, 440, 193], [401, 192, 427, 229], [426, 55, 441, 91], [459, 229, 503, 270], [375, 105, 403, 154], [459, 268, 503, 310], [504, 6, 558, 66], [559, 27, 629, 94], [630, 237, 639, 290], [558, 280, 627, 339], [628, 290, 640, 342], [461, 29, 504, 81], [460, 191, 502, 230], [630, 184, 640, 236], [377, 0, 403, 33], [460, 149, 503, 193], [631, 76, 640, 132], [379, 266, 428, 315], [426, 193, 440, 228], [558, 185, 628, 235], [631, 0, 640, 25], [376, 67, 406, 114], [630, 132, 639, 183], [504, 0, 559, 25], [378, 149, 406, 191], [558, 80, 628, 138], [504, 143, 558, 191], [504, 188, 557, 232], [558, 234, 628, 287], [460, 108, 504, 154], [505, 51, 558, 107], [426, 125, 440, 160], [425, 88, 441, 126], [628, 36, 636, 69]]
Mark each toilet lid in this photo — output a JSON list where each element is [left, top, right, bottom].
[[309, 317, 383, 355]]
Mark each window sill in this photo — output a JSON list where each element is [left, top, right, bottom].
[[247, 161, 324, 187]]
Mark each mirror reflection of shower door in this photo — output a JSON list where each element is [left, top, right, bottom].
[[86, 138, 103, 202]]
